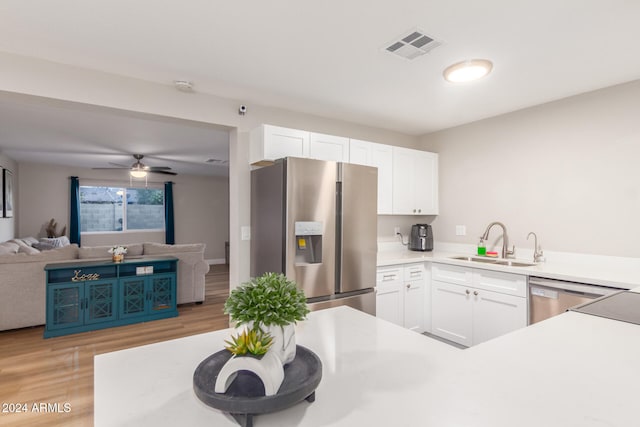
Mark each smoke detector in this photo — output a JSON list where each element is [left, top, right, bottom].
[[173, 80, 194, 92], [384, 28, 442, 60]]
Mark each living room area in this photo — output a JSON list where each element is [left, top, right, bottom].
[[0, 92, 234, 425]]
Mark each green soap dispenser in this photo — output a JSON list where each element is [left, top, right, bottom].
[[477, 239, 486, 256]]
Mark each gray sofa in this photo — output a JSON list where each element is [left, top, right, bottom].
[[0, 240, 210, 331]]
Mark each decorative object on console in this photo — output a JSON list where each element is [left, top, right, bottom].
[[45, 218, 67, 238], [2, 168, 13, 218], [108, 245, 127, 263]]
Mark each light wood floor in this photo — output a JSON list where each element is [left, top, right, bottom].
[[0, 264, 230, 427]]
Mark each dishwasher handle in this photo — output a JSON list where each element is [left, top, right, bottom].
[[529, 277, 621, 297]]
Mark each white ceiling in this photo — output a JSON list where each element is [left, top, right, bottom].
[[1, 0, 640, 167], [0, 92, 230, 176]]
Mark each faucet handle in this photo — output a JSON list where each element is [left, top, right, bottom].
[[506, 245, 516, 259]]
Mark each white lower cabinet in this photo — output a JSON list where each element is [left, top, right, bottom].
[[376, 263, 428, 333], [431, 263, 527, 347]]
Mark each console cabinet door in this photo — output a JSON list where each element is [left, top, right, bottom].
[[119, 277, 147, 319], [149, 274, 176, 313], [84, 280, 118, 325], [47, 283, 84, 331]]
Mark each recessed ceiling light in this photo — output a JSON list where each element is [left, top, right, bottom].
[[443, 59, 493, 83]]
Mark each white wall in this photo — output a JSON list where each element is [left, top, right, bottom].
[[0, 51, 419, 285], [17, 162, 229, 260], [0, 152, 17, 241], [421, 79, 640, 258]]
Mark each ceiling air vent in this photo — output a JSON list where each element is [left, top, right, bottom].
[[384, 29, 442, 60]]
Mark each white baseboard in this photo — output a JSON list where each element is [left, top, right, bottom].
[[207, 258, 226, 265]]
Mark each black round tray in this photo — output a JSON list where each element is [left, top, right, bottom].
[[193, 345, 322, 427]]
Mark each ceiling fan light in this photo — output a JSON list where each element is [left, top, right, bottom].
[[130, 170, 148, 178], [443, 59, 493, 83]]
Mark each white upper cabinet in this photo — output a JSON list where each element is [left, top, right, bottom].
[[250, 125, 439, 217], [392, 146, 438, 215], [309, 132, 350, 162], [250, 124, 309, 165], [349, 139, 393, 214]]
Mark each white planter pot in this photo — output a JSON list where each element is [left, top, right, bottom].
[[241, 322, 296, 365]]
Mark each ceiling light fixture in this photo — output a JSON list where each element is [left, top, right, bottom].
[[443, 59, 493, 83], [130, 169, 147, 178]]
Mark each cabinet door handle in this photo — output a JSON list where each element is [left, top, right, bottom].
[[465, 289, 470, 295], [474, 291, 479, 296], [418, 209, 422, 213], [413, 209, 416, 213], [406, 284, 411, 289]]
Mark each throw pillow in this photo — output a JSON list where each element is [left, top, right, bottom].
[[39, 236, 71, 248]]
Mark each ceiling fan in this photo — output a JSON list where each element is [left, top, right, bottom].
[[93, 154, 177, 176]]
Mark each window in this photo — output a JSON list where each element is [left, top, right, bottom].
[[79, 186, 165, 233]]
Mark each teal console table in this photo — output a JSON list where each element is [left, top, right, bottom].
[[44, 257, 178, 338]]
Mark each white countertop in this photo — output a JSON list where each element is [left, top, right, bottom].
[[377, 247, 640, 289], [95, 306, 640, 427]]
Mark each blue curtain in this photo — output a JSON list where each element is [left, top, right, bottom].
[[164, 181, 175, 244], [70, 176, 81, 246]]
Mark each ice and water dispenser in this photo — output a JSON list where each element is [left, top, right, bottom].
[[294, 221, 323, 265]]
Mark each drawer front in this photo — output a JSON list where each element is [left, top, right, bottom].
[[473, 270, 527, 297], [404, 263, 425, 281], [432, 263, 473, 286], [376, 266, 403, 286]]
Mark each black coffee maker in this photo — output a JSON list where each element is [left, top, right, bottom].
[[409, 224, 433, 251]]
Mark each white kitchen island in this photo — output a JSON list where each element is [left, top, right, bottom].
[[95, 306, 640, 426]]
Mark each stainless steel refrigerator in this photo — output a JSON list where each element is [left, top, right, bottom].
[[250, 157, 377, 315]]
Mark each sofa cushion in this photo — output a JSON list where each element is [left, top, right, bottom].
[[20, 236, 39, 246], [78, 243, 144, 259], [9, 239, 40, 255], [0, 242, 20, 255], [0, 244, 78, 264], [33, 241, 57, 251], [143, 242, 205, 255], [19, 245, 41, 255]]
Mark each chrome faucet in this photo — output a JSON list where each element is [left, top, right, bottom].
[[527, 232, 545, 263], [481, 221, 515, 259]]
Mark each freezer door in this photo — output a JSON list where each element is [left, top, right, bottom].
[[338, 163, 378, 293], [285, 158, 336, 299]]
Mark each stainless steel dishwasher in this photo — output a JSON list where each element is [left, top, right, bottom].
[[529, 277, 621, 324]]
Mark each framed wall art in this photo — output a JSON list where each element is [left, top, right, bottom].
[[3, 168, 14, 218]]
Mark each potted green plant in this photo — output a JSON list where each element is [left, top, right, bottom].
[[224, 272, 309, 364]]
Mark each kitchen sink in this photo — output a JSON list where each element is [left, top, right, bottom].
[[449, 255, 499, 263], [448, 256, 536, 267], [494, 260, 536, 267]]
